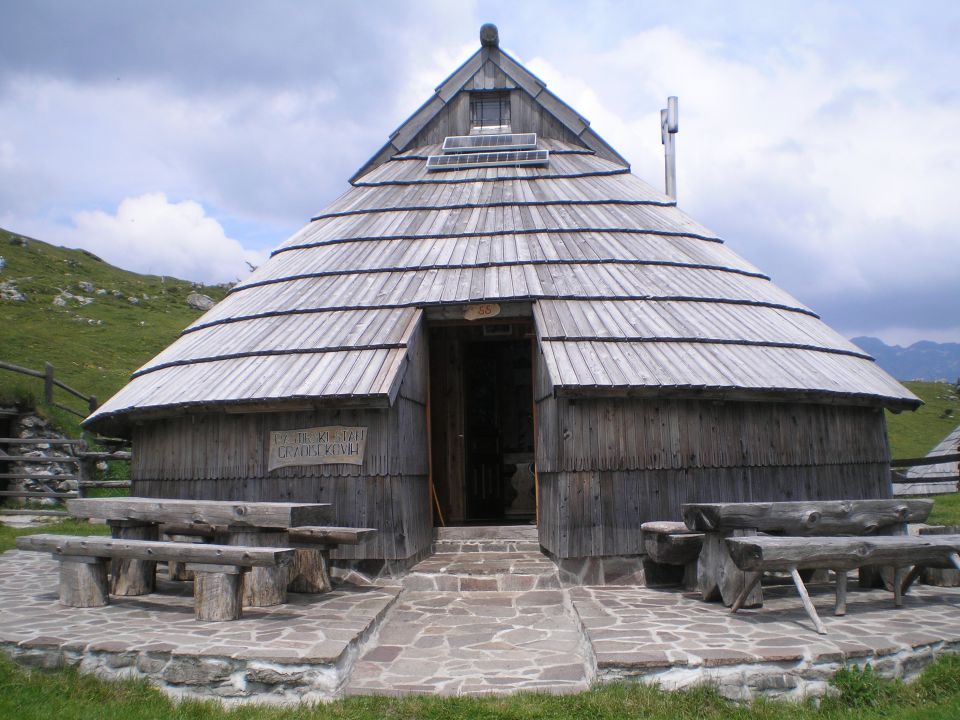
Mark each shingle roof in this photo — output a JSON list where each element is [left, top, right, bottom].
[[86, 41, 919, 431]]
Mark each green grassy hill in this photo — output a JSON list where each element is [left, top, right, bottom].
[[887, 381, 960, 459], [0, 227, 227, 434]]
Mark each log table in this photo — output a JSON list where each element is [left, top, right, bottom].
[[682, 499, 933, 608], [66, 498, 331, 607]]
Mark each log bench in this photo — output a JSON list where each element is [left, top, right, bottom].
[[725, 534, 960, 634], [640, 521, 703, 589], [16, 534, 295, 622], [160, 524, 378, 594], [66, 498, 330, 607], [683, 499, 933, 607]]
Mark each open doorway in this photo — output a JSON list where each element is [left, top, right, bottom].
[[429, 321, 535, 526]]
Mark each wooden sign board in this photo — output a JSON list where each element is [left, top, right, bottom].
[[268, 426, 367, 471], [463, 303, 500, 321]]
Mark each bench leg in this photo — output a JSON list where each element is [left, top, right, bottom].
[[189, 564, 244, 621], [165, 533, 207, 581], [835, 570, 847, 616], [900, 565, 923, 597], [893, 567, 906, 606], [790, 567, 827, 635], [288, 548, 332, 593], [59, 556, 109, 607], [109, 520, 158, 596], [700, 530, 763, 607], [731, 571, 763, 613], [218, 528, 289, 607]]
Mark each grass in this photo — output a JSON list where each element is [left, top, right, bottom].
[[886, 381, 960, 459], [0, 517, 109, 553], [0, 227, 226, 436], [1, 652, 960, 719], [926, 492, 960, 526]]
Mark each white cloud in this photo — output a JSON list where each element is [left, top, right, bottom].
[[9, 193, 265, 284], [524, 26, 959, 338]]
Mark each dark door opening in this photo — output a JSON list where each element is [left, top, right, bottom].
[[429, 322, 535, 525]]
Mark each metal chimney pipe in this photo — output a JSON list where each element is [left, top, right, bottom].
[[661, 96, 678, 200]]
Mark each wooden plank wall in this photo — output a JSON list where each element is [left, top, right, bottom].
[[535, 350, 894, 558], [408, 85, 587, 151], [131, 327, 431, 561]]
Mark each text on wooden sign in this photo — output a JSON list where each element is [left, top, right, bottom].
[[268, 426, 367, 470]]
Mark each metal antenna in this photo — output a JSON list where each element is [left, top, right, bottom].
[[660, 96, 678, 200]]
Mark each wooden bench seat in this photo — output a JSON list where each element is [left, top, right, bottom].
[[725, 534, 960, 634], [16, 534, 294, 621], [640, 521, 703, 588], [287, 526, 377, 593], [159, 524, 378, 593]]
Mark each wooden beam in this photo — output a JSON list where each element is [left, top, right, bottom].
[[891, 453, 960, 468], [16, 534, 294, 567], [726, 535, 960, 572], [288, 527, 377, 545], [683, 500, 932, 535], [66, 498, 331, 528]]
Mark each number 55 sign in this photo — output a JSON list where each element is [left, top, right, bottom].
[[463, 303, 501, 321]]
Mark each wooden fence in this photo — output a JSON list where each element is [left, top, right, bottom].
[[0, 360, 98, 418], [890, 452, 960, 487], [0, 436, 131, 514]]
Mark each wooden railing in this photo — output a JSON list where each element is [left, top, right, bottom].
[[891, 453, 960, 485], [0, 437, 131, 514], [0, 360, 98, 418]]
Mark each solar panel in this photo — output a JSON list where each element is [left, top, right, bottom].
[[442, 133, 538, 153], [426, 149, 550, 172]]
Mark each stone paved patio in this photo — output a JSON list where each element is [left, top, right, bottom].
[[346, 589, 590, 696], [3, 546, 960, 703], [0, 550, 400, 703], [572, 581, 960, 699]]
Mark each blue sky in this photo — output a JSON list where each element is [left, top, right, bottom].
[[1, 1, 957, 346]]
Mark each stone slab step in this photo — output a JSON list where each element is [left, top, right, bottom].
[[404, 551, 560, 592], [432, 539, 541, 554], [435, 525, 539, 541]]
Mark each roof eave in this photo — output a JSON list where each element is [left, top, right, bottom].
[[551, 384, 922, 412]]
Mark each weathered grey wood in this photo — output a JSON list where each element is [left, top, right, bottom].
[[835, 571, 847, 615], [109, 520, 158, 596], [288, 548, 332, 593], [16, 534, 295, 567], [165, 533, 207, 581], [67, 497, 330, 529], [641, 522, 703, 565], [217, 528, 289, 607], [920, 526, 960, 587], [684, 500, 932, 535], [790, 568, 827, 635], [697, 531, 723, 602], [288, 526, 377, 546], [730, 571, 762, 612], [725, 535, 960, 572], [716, 529, 763, 607], [191, 567, 244, 621], [59, 556, 109, 607]]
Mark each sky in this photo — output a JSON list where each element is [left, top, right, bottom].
[[1, 0, 958, 347]]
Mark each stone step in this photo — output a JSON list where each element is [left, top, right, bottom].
[[432, 539, 542, 554], [432, 525, 540, 554], [403, 551, 561, 592]]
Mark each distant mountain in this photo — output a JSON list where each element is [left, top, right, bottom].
[[852, 336, 960, 382]]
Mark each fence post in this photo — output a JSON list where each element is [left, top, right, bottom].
[[44, 363, 54, 404], [88, 396, 98, 413]]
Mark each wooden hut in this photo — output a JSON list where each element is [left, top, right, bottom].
[[86, 25, 919, 571]]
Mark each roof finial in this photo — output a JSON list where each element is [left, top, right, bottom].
[[480, 23, 499, 48]]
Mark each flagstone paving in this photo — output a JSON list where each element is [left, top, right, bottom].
[[3, 546, 960, 703], [345, 589, 591, 696]]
